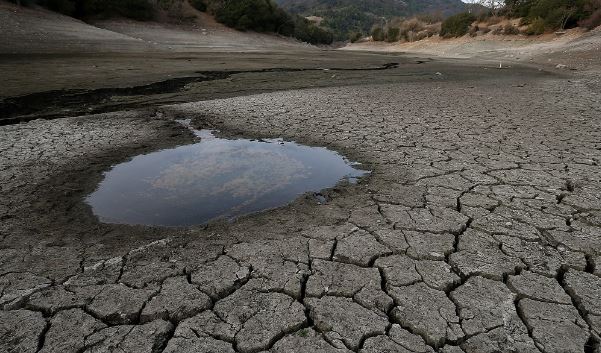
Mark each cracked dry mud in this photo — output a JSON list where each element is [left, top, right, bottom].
[[1, 61, 601, 353]]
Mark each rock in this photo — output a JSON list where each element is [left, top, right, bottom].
[[40, 308, 106, 353], [389, 283, 463, 347], [140, 276, 212, 323], [306, 296, 388, 350], [0, 310, 46, 353], [83, 319, 173, 353], [87, 284, 157, 324]]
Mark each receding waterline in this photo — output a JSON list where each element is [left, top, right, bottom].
[[86, 125, 369, 227]]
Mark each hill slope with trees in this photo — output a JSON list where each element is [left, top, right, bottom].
[[276, 0, 469, 39], [6, 0, 335, 44]]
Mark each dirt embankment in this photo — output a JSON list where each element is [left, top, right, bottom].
[[0, 0, 307, 54], [344, 27, 601, 71]]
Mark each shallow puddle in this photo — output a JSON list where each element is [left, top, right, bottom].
[[86, 125, 368, 227]]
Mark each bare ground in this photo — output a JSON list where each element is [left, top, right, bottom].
[[1, 2, 601, 353]]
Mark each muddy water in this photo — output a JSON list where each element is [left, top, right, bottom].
[[86, 128, 368, 227]]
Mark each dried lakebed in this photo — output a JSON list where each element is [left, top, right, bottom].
[[1, 62, 601, 353], [87, 125, 368, 227]]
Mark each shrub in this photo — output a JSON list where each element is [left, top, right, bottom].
[[415, 12, 443, 24], [291, 16, 334, 44], [580, 8, 601, 28], [8, 0, 39, 6], [190, 0, 207, 12], [371, 26, 385, 41], [414, 30, 430, 41], [211, 0, 332, 44], [400, 18, 425, 33], [526, 17, 546, 34], [522, 0, 592, 30], [386, 27, 400, 42], [118, 0, 155, 20], [486, 16, 503, 25], [216, 0, 284, 31], [348, 31, 363, 42], [46, 0, 75, 15], [440, 12, 476, 38], [579, 0, 601, 29], [468, 25, 478, 37], [503, 23, 520, 34], [8, 0, 156, 19]]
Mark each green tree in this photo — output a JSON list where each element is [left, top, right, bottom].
[[440, 12, 476, 38]]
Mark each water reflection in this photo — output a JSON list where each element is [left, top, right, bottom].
[[86, 128, 368, 227]]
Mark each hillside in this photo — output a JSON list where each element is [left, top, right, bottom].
[[276, 0, 468, 39], [0, 0, 309, 56]]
